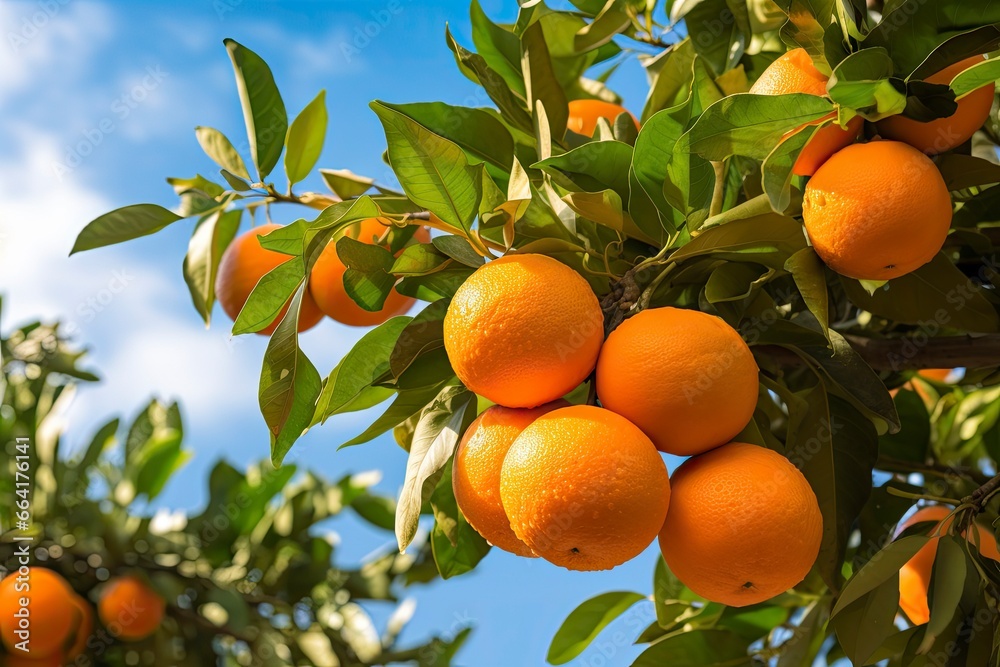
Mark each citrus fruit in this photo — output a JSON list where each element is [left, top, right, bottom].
[[98, 575, 165, 642], [500, 405, 671, 571], [215, 223, 324, 335], [896, 506, 1000, 625], [453, 400, 569, 557], [749, 47, 864, 176], [878, 56, 996, 155], [67, 594, 93, 659], [802, 140, 953, 281], [0, 568, 76, 658], [595, 307, 758, 456], [659, 442, 823, 607], [309, 219, 430, 327], [444, 254, 604, 408], [567, 99, 640, 137]]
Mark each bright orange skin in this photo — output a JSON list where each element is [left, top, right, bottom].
[[0, 568, 76, 658], [596, 307, 758, 456], [500, 405, 671, 571], [453, 400, 569, 557], [97, 576, 165, 642], [309, 219, 430, 327], [896, 506, 1000, 625], [66, 595, 93, 659], [659, 443, 823, 607], [567, 99, 640, 137], [215, 223, 324, 336], [803, 141, 953, 281], [750, 48, 863, 176], [444, 254, 604, 408], [878, 57, 996, 155]]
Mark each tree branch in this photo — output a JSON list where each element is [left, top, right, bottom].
[[759, 334, 1000, 371]]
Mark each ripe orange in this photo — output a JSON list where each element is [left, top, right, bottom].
[[896, 506, 1000, 625], [98, 575, 165, 642], [567, 99, 640, 137], [749, 48, 864, 176], [453, 400, 569, 557], [215, 223, 324, 336], [596, 307, 758, 456], [443, 254, 604, 408], [878, 57, 996, 155], [659, 442, 823, 607], [66, 594, 93, 659], [309, 219, 430, 327], [802, 140, 952, 281], [0, 568, 76, 658], [500, 405, 671, 571]]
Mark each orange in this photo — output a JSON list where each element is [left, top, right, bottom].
[[453, 400, 569, 557], [749, 48, 864, 176], [66, 595, 92, 659], [309, 219, 429, 327], [596, 307, 758, 456], [215, 223, 324, 336], [878, 57, 996, 155], [659, 442, 823, 607], [0, 568, 76, 658], [895, 506, 1000, 625], [567, 99, 640, 137], [1, 652, 65, 666], [443, 254, 604, 408], [500, 405, 670, 571], [802, 140, 953, 281], [97, 575, 165, 642]]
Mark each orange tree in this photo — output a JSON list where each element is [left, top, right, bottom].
[[71, 1, 1000, 664], [0, 304, 464, 666]]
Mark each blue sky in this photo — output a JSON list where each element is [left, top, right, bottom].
[[0, 1, 671, 664]]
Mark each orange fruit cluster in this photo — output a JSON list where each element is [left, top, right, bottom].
[[216, 219, 428, 335], [753, 49, 995, 281], [0, 568, 164, 665], [446, 254, 822, 604]]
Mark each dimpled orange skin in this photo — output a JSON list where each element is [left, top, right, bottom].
[[453, 400, 569, 557], [896, 506, 1000, 625], [443, 254, 604, 408], [802, 141, 953, 281], [749, 48, 864, 176], [98, 576, 165, 642], [0, 568, 76, 658], [596, 307, 758, 456], [659, 443, 822, 607], [215, 223, 324, 336], [309, 219, 430, 327], [567, 99, 641, 137], [500, 405, 671, 571], [878, 57, 996, 155]]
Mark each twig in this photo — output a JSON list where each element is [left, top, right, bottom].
[[876, 456, 991, 486]]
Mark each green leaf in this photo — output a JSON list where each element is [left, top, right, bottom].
[[679, 93, 834, 161], [232, 257, 302, 335], [337, 236, 396, 312], [319, 169, 374, 199], [183, 209, 241, 325], [785, 248, 829, 334], [260, 286, 321, 466], [830, 577, 900, 665], [221, 169, 252, 191], [314, 317, 410, 424], [827, 47, 906, 116], [431, 236, 485, 269], [470, 0, 525, 95], [761, 125, 817, 212], [575, 1, 632, 52], [705, 263, 769, 303], [534, 141, 633, 200], [430, 461, 491, 579], [370, 101, 482, 232], [547, 591, 647, 665], [71, 204, 183, 254], [631, 629, 752, 666], [779, 0, 833, 66], [224, 38, 287, 180], [389, 300, 450, 379], [878, 390, 931, 464], [671, 213, 807, 270], [521, 21, 569, 141], [832, 534, 930, 616], [340, 380, 450, 449], [950, 56, 1000, 98], [684, 0, 749, 74], [919, 535, 968, 652], [841, 253, 1000, 335], [395, 386, 476, 551], [195, 126, 250, 179], [788, 388, 878, 591], [284, 90, 327, 186], [936, 154, 1000, 192], [392, 243, 453, 277]]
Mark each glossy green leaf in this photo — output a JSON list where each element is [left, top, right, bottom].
[[631, 629, 752, 666], [183, 209, 241, 325], [284, 90, 327, 185], [72, 204, 183, 254], [224, 39, 287, 180], [547, 591, 647, 664], [337, 236, 396, 312], [430, 461, 491, 579], [195, 126, 250, 179]]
